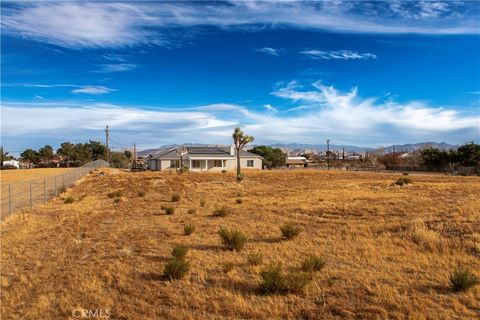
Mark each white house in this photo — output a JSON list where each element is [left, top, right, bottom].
[[2, 160, 20, 169], [147, 146, 262, 172]]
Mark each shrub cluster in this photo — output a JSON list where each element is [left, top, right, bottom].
[[247, 252, 263, 266], [171, 193, 181, 202], [63, 196, 75, 204], [218, 226, 247, 251], [163, 245, 190, 281], [301, 255, 326, 273], [137, 191, 146, 197], [236, 198, 243, 204], [187, 208, 196, 215], [395, 177, 413, 186], [449, 269, 479, 292], [184, 224, 195, 236], [259, 262, 311, 294], [165, 207, 175, 215], [107, 190, 123, 198], [280, 222, 302, 240], [213, 207, 230, 217]]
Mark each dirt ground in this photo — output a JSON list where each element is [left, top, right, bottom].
[[1, 168, 74, 184]]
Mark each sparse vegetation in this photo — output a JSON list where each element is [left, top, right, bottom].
[[171, 245, 188, 261], [213, 206, 230, 217], [171, 192, 181, 202], [200, 199, 206, 207], [137, 190, 146, 197], [280, 222, 302, 240], [449, 269, 479, 292], [301, 255, 326, 273], [162, 258, 190, 280], [63, 196, 75, 204], [395, 177, 413, 186], [113, 197, 122, 204], [222, 262, 235, 273], [236, 198, 243, 204], [218, 226, 247, 251], [259, 262, 312, 294], [246, 252, 263, 266], [187, 208, 196, 215], [184, 224, 195, 236], [107, 190, 123, 198], [164, 206, 175, 215]]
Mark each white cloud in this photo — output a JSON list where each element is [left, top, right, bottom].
[[263, 104, 278, 113], [2, 81, 477, 148], [1, 1, 477, 48], [71, 86, 116, 95], [94, 64, 138, 73], [301, 50, 377, 60], [256, 47, 281, 56]]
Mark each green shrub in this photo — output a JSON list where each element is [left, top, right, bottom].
[[222, 262, 235, 273], [184, 224, 195, 236], [221, 169, 227, 173], [187, 208, 196, 215], [137, 191, 146, 197], [113, 197, 122, 204], [165, 206, 175, 215], [301, 255, 326, 273], [213, 207, 230, 217], [247, 252, 263, 266], [236, 198, 243, 204], [280, 222, 302, 240], [59, 186, 67, 194], [63, 196, 75, 204], [449, 269, 479, 292], [107, 190, 122, 198], [171, 192, 181, 202], [163, 258, 190, 280], [395, 177, 413, 186], [259, 262, 312, 294], [236, 173, 244, 182], [171, 245, 188, 261], [218, 226, 247, 251], [179, 166, 189, 174]]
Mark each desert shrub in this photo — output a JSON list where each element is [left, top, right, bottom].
[[222, 262, 235, 273], [218, 226, 247, 251], [221, 169, 227, 173], [107, 190, 122, 198], [236, 198, 243, 204], [165, 207, 175, 215], [63, 196, 75, 204], [236, 173, 244, 182], [113, 197, 122, 204], [89, 170, 94, 174], [187, 208, 196, 215], [184, 224, 195, 236], [59, 186, 67, 194], [163, 258, 190, 280], [171, 192, 181, 202], [137, 191, 146, 197], [178, 166, 189, 174], [247, 252, 263, 266], [171, 245, 188, 261], [403, 172, 409, 176], [301, 255, 326, 273], [395, 177, 413, 186], [449, 269, 479, 292], [213, 207, 230, 217], [200, 199, 206, 207], [280, 222, 302, 240], [259, 262, 311, 294]]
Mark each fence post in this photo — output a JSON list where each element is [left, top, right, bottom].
[[8, 184, 12, 216], [55, 176, 57, 196], [63, 174, 65, 187], [44, 177, 47, 203], [29, 180, 33, 209]]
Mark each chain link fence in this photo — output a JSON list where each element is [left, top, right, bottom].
[[1, 160, 109, 220]]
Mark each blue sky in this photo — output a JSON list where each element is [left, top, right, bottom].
[[1, 1, 479, 152]]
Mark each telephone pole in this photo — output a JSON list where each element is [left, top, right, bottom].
[[105, 125, 110, 163], [326, 139, 330, 170], [132, 143, 137, 169]]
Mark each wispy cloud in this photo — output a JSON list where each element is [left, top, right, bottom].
[[2, 81, 477, 148], [95, 64, 138, 73], [1, 1, 478, 48], [71, 86, 116, 95], [300, 50, 377, 60], [256, 47, 281, 56]]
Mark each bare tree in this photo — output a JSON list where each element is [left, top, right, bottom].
[[232, 127, 254, 181]]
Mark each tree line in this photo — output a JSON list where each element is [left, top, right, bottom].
[[19, 140, 133, 168]]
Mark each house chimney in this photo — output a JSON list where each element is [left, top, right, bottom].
[[230, 144, 235, 156]]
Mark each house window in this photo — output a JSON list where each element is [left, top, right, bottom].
[[213, 160, 223, 167], [170, 160, 180, 168], [247, 160, 254, 167], [191, 160, 201, 168]]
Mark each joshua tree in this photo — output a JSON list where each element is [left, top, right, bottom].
[[232, 127, 254, 181]]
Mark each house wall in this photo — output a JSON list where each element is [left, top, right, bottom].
[[149, 157, 262, 171]]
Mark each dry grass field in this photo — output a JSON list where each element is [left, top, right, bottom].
[[1, 169, 479, 319], [1, 168, 73, 184]]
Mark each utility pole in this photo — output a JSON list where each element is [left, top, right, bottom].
[[105, 125, 110, 163], [132, 143, 137, 169], [326, 139, 330, 170]]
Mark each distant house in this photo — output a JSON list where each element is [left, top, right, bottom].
[[286, 156, 307, 167], [147, 145, 262, 171], [2, 160, 20, 169]]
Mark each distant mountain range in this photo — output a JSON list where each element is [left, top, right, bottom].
[[138, 142, 457, 157]]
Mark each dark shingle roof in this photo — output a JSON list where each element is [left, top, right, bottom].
[[149, 146, 262, 159]]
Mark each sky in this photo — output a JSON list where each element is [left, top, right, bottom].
[[1, 0, 479, 153]]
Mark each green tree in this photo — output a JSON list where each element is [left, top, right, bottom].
[[20, 149, 39, 167], [88, 140, 107, 160], [250, 146, 286, 168], [38, 145, 54, 166], [109, 151, 131, 168], [1, 146, 13, 168], [57, 142, 75, 167], [73, 143, 93, 166], [232, 127, 254, 181], [457, 142, 480, 166]]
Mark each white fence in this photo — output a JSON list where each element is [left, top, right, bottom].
[[1, 160, 109, 219]]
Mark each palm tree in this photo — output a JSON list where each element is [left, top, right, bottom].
[[232, 127, 254, 181]]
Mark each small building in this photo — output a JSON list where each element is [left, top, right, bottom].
[[286, 156, 307, 167], [147, 145, 262, 172], [2, 160, 20, 169]]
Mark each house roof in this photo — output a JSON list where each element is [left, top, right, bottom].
[[149, 146, 262, 160]]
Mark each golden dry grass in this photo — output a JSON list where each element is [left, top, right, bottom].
[[1, 168, 73, 184], [1, 169, 479, 319]]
